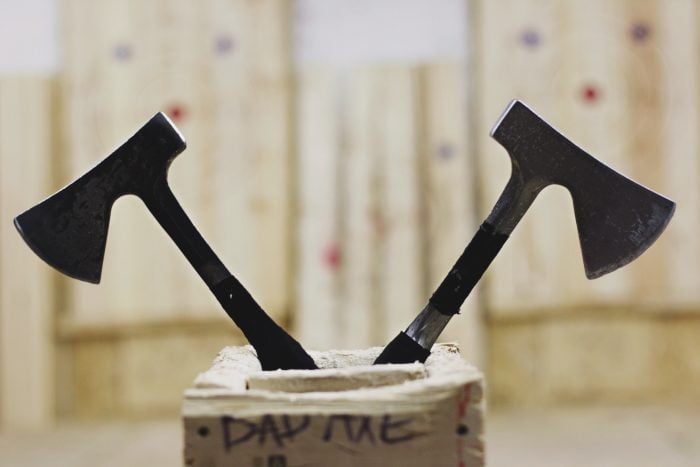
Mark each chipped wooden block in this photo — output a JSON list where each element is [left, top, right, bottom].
[[183, 343, 484, 466]]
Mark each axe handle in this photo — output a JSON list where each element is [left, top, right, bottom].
[[429, 222, 509, 315], [374, 222, 508, 364], [144, 177, 318, 370], [211, 277, 318, 370]]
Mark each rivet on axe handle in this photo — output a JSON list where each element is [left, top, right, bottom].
[[14, 113, 317, 371], [375, 100, 676, 365]]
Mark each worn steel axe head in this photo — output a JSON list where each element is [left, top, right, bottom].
[[491, 100, 676, 279], [14, 112, 186, 284]]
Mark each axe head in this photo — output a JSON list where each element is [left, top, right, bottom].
[[14, 112, 186, 283], [490, 100, 676, 279]]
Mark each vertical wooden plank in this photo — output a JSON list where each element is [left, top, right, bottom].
[[295, 66, 342, 349], [658, 0, 700, 306], [0, 77, 54, 429], [244, 0, 294, 321], [476, 0, 566, 315], [60, 0, 294, 327], [372, 66, 425, 344], [619, 0, 667, 302], [338, 68, 377, 348], [420, 62, 481, 364], [203, 0, 255, 318]]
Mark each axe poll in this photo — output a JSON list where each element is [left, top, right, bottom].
[[14, 113, 317, 370], [375, 100, 676, 364]]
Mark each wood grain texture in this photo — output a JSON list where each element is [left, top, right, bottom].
[[60, 0, 293, 326], [474, 0, 684, 316], [295, 66, 342, 349], [420, 63, 482, 365], [295, 64, 476, 351], [184, 344, 484, 467], [372, 66, 425, 344], [0, 77, 55, 430]]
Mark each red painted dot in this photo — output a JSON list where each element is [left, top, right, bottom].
[[167, 104, 187, 122], [323, 244, 342, 269], [581, 84, 600, 103]]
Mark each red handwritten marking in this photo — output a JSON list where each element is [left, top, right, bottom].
[[458, 383, 471, 418], [456, 383, 472, 466]]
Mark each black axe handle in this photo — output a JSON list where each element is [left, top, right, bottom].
[[374, 223, 507, 364], [143, 175, 317, 371]]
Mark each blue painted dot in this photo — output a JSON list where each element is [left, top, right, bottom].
[[215, 35, 234, 55], [437, 144, 455, 160], [631, 23, 651, 42], [113, 44, 132, 61], [520, 29, 541, 48]]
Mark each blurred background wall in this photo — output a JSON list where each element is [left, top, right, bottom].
[[0, 0, 696, 431]]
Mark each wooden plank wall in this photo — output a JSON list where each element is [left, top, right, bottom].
[[295, 63, 481, 362], [0, 77, 55, 429], [474, 0, 700, 403], [54, 0, 293, 417], [476, 0, 695, 313], [60, 0, 293, 330]]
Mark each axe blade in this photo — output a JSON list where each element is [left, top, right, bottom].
[[14, 112, 186, 283], [573, 168, 676, 279], [491, 100, 676, 279], [14, 182, 111, 284]]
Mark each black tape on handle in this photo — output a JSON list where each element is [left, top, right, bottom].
[[374, 331, 431, 364], [211, 276, 318, 371], [429, 223, 509, 316]]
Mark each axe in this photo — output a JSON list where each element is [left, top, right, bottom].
[[375, 100, 676, 364], [14, 113, 317, 370]]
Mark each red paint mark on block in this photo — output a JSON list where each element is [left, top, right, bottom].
[[458, 384, 471, 418], [167, 104, 187, 123], [323, 244, 342, 269]]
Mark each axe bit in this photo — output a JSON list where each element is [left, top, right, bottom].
[[14, 113, 317, 370], [375, 100, 676, 365]]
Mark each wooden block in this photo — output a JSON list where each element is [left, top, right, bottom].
[[0, 77, 55, 430], [183, 344, 484, 466]]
